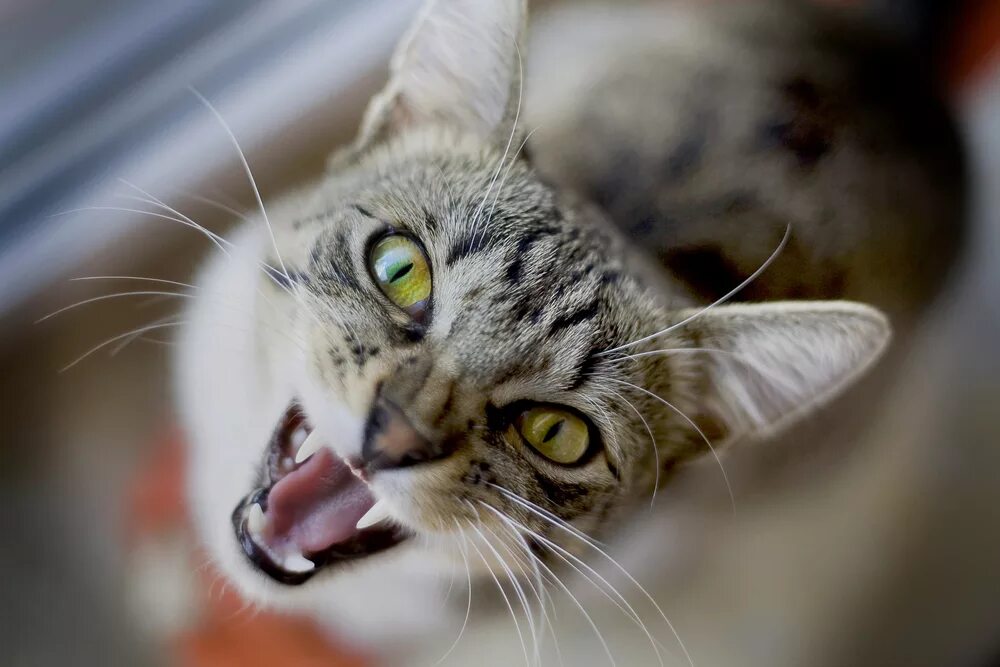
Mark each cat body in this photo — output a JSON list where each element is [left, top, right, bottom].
[[174, 0, 963, 663]]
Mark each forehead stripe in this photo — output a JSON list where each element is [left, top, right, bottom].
[[445, 227, 498, 266], [547, 298, 600, 338]]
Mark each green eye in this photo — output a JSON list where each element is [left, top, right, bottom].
[[511, 406, 591, 465], [369, 234, 432, 316]]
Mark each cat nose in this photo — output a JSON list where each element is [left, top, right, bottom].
[[361, 395, 451, 472]]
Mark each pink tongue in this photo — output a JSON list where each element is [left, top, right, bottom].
[[263, 448, 376, 554]]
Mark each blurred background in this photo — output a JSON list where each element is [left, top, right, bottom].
[[1, 0, 999, 665]]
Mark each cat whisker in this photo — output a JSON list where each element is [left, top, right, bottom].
[[464, 517, 533, 667], [600, 223, 791, 356], [501, 524, 566, 667], [188, 87, 290, 282], [51, 278, 312, 357], [53, 206, 233, 255], [490, 483, 695, 667], [435, 524, 475, 666], [605, 388, 661, 508], [466, 501, 541, 665], [476, 512, 550, 663], [173, 189, 250, 223], [485, 507, 618, 667], [117, 177, 234, 250], [488, 483, 604, 551], [115, 184, 317, 324], [481, 501, 668, 667], [607, 377, 735, 517], [481, 123, 539, 245], [60, 320, 187, 372], [71, 275, 199, 290], [109, 313, 183, 356], [36, 290, 194, 324], [609, 346, 800, 394], [468, 38, 524, 250]]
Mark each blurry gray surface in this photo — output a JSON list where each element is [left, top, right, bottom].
[[0, 0, 419, 321]]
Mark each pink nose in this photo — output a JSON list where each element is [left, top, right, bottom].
[[361, 396, 450, 471]]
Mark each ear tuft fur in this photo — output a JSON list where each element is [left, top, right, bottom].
[[357, 0, 526, 148]]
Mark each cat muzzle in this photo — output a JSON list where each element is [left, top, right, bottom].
[[361, 395, 454, 472]]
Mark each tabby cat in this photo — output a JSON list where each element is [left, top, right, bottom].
[[175, 0, 963, 663]]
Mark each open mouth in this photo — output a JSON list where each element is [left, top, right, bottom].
[[232, 403, 409, 585]]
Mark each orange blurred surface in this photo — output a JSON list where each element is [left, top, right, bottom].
[[127, 432, 371, 667]]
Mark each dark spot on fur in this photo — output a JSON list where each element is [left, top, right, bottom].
[[401, 323, 425, 343], [535, 473, 589, 506], [422, 208, 438, 233], [506, 229, 551, 284], [464, 460, 496, 487], [352, 204, 377, 219], [548, 299, 600, 338], [599, 270, 621, 287], [446, 228, 496, 266], [568, 346, 602, 391], [510, 297, 544, 325]]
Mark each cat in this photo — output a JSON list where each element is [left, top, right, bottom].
[[174, 0, 964, 663]]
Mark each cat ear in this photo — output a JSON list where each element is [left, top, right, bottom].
[[684, 301, 891, 442], [357, 0, 526, 147]]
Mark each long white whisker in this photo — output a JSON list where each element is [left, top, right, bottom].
[[36, 290, 193, 323], [487, 483, 603, 550], [605, 388, 660, 508], [436, 524, 475, 665], [602, 224, 791, 355], [109, 313, 181, 356], [608, 377, 735, 517], [117, 178, 234, 251], [468, 38, 524, 248], [482, 502, 667, 667], [497, 519, 617, 667], [465, 504, 540, 665], [71, 275, 198, 290], [475, 510, 547, 663], [497, 520, 566, 667], [60, 321, 185, 372], [465, 519, 531, 667], [491, 483, 695, 667], [188, 87, 290, 281], [53, 206, 232, 254]]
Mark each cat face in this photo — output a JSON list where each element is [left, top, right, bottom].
[[236, 129, 679, 583], [178, 0, 890, 639]]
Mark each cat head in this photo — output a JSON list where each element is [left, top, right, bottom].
[[194, 0, 889, 632]]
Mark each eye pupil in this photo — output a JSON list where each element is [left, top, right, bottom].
[[542, 420, 564, 443], [389, 262, 414, 282], [368, 234, 432, 317], [512, 407, 592, 465]]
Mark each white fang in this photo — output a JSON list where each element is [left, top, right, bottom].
[[294, 430, 324, 464], [356, 500, 391, 530], [247, 503, 266, 536], [282, 553, 316, 574]]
